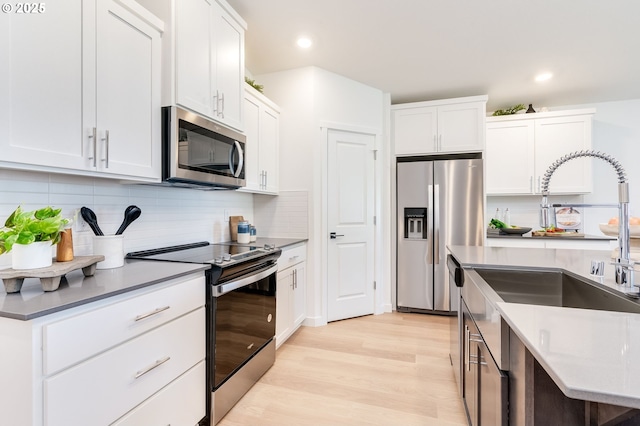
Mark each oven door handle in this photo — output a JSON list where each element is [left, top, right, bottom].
[[214, 263, 278, 297]]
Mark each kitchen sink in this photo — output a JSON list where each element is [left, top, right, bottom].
[[474, 268, 640, 314]]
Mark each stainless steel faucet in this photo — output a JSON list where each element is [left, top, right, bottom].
[[539, 150, 636, 290]]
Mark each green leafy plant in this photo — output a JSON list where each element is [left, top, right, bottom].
[[245, 77, 264, 93], [492, 104, 526, 116], [0, 206, 69, 254]]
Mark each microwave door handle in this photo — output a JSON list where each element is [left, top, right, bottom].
[[229, 140, 244, 178]]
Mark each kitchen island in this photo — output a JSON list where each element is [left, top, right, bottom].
[[448, 245, 640, 425]]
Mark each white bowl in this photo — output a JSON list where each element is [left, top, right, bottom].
[[599, 223, 640, 238]]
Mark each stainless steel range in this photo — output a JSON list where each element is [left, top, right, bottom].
[[126, 241, 281, 425]]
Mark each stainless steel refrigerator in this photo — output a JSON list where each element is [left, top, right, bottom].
[[396, 155, 484, 313]]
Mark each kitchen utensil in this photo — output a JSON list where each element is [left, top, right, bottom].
[[80, 207, 104, 236], [115, 205, 141, 235]]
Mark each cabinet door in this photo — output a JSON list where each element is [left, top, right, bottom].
[[175, 0, 213, 117], [211, 1, 245, 130], [275, 268, 293, 348], [392, 106, 438, 155], [438, 101, 485, 153], [0, 1, 86, 169], [534, 115, 592, 194], [112, 361, 206, 426], [242, 93, 262, 191], [485, 120, 535, 195], [478, 342, 508, 426], [292, 263, 306, 328], [94, 0, 161, 179], [260, 105, 280, 193]]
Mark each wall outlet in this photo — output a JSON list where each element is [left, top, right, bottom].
[[224, 209, 229, 221]]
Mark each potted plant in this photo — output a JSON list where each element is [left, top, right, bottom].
[[0, 206, 69, 269]]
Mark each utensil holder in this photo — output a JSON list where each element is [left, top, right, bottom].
[[93, 235, 124, 269]]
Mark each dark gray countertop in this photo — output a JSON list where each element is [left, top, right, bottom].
[[0, 259, 209, 321]]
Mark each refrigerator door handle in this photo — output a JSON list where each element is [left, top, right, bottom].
[[427, 184, 434, 265], [434, 184, 440, 264]]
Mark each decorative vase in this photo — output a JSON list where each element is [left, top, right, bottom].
[[11, 241, 53, 270], [526, 104, 536, 113]]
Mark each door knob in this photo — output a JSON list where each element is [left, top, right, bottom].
[[330, 232, 345, 239]]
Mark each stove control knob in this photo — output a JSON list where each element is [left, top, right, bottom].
[[214, 256, 223, 264], [223, 253, 231, 262]]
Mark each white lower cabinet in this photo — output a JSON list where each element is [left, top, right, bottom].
[[112, 361, 206, 426], [276, 243, 306, 347], [0, 272, 206, 426]]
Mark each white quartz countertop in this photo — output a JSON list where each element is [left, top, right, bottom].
[[448, 245, 640, 409]]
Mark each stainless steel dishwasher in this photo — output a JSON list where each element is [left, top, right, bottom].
[[459, 265, 509, 426], [462, 298, 508, 426]]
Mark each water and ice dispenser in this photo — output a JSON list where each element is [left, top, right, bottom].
[[403, 208, 427, 240]]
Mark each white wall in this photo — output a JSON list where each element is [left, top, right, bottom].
[[0, 168, 254, 266], [255, 66, 389, 324], [487, 98, 640, 235]]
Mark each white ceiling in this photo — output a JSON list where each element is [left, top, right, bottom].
[[226, 0, 640, 111]]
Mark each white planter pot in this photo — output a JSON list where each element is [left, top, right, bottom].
[[12, 241, 53, 270]]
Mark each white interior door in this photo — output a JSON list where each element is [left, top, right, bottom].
[[327, 129, 375, 322]]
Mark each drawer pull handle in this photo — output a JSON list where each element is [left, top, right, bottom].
[[134, 356, 171, 379], [289, 255, 299, 261], [135, 306, 170, 322]]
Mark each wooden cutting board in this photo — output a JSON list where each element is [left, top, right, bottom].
[[531, 231, 585, 237]]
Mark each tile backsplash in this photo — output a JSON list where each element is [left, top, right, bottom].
[[0, 169, 255, 261], [253, 191, 309, 239]]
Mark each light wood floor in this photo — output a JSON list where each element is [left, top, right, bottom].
[[218, 312, 468, 426]]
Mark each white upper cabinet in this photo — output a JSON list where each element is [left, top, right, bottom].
[[92, 0, 162, 179], [392, 96, 487, 155], [211, 1, 245, 130], [486, 109, 595, 195], [0, 0, 162, 181], [0, 1, 84, 171], [175, 0, 212, 116], [171, 0, 246, 130], [240, 85, 280, 194]]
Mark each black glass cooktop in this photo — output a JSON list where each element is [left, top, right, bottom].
[[126, 241, 278, 267]]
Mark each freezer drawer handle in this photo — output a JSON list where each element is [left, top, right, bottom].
[[330, 232, 345, 239]]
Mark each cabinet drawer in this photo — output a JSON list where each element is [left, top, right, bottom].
[[278, 244, 306, 271], [43, 274, 205, 375], [112, 360, 206, 426], [44, 307, 205, 426]]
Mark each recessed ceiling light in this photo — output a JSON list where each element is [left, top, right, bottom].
[[535, 72, 553, 83], [296, 37, 313, 49]]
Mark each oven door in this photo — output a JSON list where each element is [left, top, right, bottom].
[[211, 262, 277, 389]]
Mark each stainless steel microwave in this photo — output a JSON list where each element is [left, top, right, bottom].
[[161, 106, 246, 189]]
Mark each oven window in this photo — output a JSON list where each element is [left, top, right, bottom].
[[213, 272, 276, 388], [178, 119, 243, 178]]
